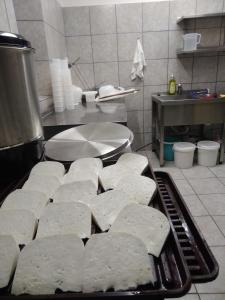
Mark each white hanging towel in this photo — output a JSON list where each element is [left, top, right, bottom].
[[131, 39, 147, 81]]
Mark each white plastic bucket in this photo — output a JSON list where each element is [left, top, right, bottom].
[[173, 142, 196, 169], [197, 141, 220, 167]]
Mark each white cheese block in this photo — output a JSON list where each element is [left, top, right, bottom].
[[117, 153, 148, 174], [64, 169, 98, 191], [91, 190, 134, 231], [0, 210, 37, 245], [23, 175, 61, 199], [0, 235, 19, 288], [83, 232, 154, 293], [1, 189, 49, 219], [52, 181, 96, 206], [99, 164, 132, 191], [36, 202, 91, 239], [115, 174, 156, 205], [30, 161, 65, 180], [12, 234, 84, 295], [69, 158, 103, 175], [110, 203, 170, 257]]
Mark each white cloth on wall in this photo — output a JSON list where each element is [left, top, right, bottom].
[[131, 39, 147, 81]]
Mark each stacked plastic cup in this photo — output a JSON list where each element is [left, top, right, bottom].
[[50, 59, 65, 112], [61, 58, 74, 110]]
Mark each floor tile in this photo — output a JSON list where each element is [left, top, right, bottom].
[[196, 246, 225, 293], [167, 294, 200, 300], [194, 216, 225, 246], [188, 284, 197, 294], [218, 177, 225, 187], [188, 178, 225, 195], [210, 164, 225, 177], [154, 167, 185, 180], [213, 216, 225, 236], [182, 166, 215, 179], [174, 179, 195, 196], [198, 194, 225, 215], [183, 195, 208, 217], [200, 295, 225, 300]]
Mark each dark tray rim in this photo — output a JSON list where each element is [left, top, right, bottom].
[[154, 170, 219, 283]]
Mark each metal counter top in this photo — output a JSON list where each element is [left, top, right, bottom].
[[42, 102, 127, 140], [43, 102, 127, 127], [152, 93, 225, 106]]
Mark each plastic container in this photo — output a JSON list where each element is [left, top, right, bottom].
[[164, 136, 180, 161], [173, 142, 196, 169], [183, 33, 201, 51], [83, 91, 97, 102], [197, 140, 220, 167]]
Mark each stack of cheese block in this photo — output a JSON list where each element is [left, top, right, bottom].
[[0, 154, 170, 295]]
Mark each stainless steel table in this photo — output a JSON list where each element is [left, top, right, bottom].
[[43, 102, 127, 140], [152, 93, 225, 166]]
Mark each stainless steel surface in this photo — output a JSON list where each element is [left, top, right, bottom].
[[152, 93, 225, 166], [177, 12, 225, 24], [45, 122, 133, 161], [177, 46, 225, 56], [43, 102, 127, 127], [0, 45, 43, 149]]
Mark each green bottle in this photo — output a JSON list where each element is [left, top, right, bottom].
[[168, 74, 176, 95]]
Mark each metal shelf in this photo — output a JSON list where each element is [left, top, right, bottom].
[[177, 46, 225, 56], [177, 12, 225, 24]]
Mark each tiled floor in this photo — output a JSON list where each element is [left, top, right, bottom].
[[138, 150, 225, 300]]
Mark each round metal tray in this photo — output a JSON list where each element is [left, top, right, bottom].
[[45, 122, 133, 162]]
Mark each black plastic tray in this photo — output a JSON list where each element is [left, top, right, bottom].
[[154, 171, 219, 283], [0, 163, 192, 300]]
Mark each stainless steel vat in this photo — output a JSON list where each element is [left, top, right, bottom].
[[0, 32, 43, 149]]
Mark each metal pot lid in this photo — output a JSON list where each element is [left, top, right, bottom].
[[45, 122, 134, 162], [0, 32, 31, 48]]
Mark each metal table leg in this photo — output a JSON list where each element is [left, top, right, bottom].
[[159, 125, 165, 166], [219, 122, 225, 164]]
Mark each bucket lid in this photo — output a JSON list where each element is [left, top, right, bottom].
[[173, 142, 196, 152], [0, 31, 31, 48], [197, 140, 220, 150]]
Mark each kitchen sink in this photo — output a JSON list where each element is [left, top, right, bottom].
[[155, 93, 193, 101]]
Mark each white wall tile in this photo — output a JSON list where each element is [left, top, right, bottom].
[[90, 5, 116, 34], [116, 3, 142, 33], [143, 1, 169, 32], [71, 63, 95, 90], [92, 34, 118, 62], [144, 59, 168, 85], [118, 33, 141, 61], [63, 6, 90, 36], [127, 110, 144, 133], [196, 0, 223, 14], [94, 62, 119, 86], [168, 58, 193, 84], [193, 56, 218, 83], [143, 31, 168, 59], [13, 0, 43, 21], [66, 36, 92, 63], [0, 0, 10, 31]]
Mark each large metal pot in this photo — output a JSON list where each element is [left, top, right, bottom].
[[0, 32, 43, 149]]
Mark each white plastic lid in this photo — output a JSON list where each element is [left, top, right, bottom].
[[197, 140, 220, 150], [173, 142, 196, 152]]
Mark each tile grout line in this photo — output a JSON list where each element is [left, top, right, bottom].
[[114, 4, 120, 87], [141, 2, 145, 138], [88, 7, 96, 88]]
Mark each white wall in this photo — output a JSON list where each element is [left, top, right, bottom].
[[58, 0, 165, 7], [0, 0, 18, 32]]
